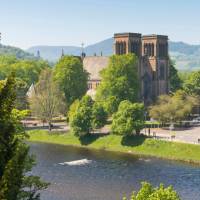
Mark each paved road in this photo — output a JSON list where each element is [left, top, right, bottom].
[[143, 126, 200, 145]]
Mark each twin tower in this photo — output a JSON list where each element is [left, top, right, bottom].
[[114, 33, 169, 104]]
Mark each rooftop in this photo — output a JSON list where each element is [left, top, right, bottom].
[[83, 56, 109, 80]]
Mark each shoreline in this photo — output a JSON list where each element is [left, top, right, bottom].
[[28, 130, 200, 166]]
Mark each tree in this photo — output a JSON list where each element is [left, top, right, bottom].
[[111, 101, 145, 136], [184, 70, 200, 96], [69, 95, 94, 137], [69, 95, 107, 136], [0, 56, 50, 110], [29, 69, 65, 131], [96, 54, 139, 114], [91, 103, 107, 129], [149, 90, 197, 124], [0, 73, 48, 200], [169, 60, 182, 92], [123, 182, 180, 200], [54, 56, 88, 108]]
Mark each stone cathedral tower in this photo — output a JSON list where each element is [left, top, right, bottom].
[[114, 33, 169, 104]]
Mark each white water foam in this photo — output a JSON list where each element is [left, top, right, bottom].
[[58, 158, 92, 166]]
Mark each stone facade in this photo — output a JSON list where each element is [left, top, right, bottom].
[[83, 32, 169, 104]]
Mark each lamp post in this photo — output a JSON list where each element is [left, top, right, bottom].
[[144, 111, 147, 135]]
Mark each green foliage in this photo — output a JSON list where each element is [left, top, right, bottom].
[[92, 103, 107, 129], [112, 101, 145, 135], [54, 55, 88, 107], [102, 95, 120, 115], [0, 44, 35, 59], [29, 68, 66, 130], [70, 95, 94, 137], [0, 55, 50, 109], [184, 70, 200, 96], [169, 60, 182, 92], [67, 99, 80, 123], [149, 90, 197, 123], [69, 96, 107, 136], [0, 74, 48, 200], [124, 182, 180, 200], [96, 54, 139, 114]]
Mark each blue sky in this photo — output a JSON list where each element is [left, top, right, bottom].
[[0, 0, 200, 49]]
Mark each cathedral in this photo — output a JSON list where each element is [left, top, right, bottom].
[[83, 32, 169, 104]]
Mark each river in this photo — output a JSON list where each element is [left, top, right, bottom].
[[30, 142, 200, 200]]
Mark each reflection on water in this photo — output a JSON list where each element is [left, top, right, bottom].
[[30, 142, 200, 200]]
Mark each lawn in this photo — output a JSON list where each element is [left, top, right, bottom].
[[28, 130, 200, 164]]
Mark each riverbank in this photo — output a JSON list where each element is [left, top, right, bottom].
[[28, 130, 200, 164]]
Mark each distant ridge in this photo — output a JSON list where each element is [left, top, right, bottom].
[[27, 38, 200, 71], [0, 44, 35, 59]]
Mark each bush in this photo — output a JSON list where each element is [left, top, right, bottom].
[[123, 182, 180, 200], [112, 101, 145, 136]]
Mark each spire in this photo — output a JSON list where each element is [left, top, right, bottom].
[[61, 48, 65, 57], [36, 50, 40, 59], [81, 42, 86, 59]]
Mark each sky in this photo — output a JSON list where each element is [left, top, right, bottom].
[[0, 0, 200, 49]]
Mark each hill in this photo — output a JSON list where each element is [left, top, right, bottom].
[[0, 44, 35, 59], [27, 39, 200, 71]]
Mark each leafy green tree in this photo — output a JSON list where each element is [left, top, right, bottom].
[[29, 68, 66, 131], [111, 101, 145, 135], [54, 56, 88, 107], [92, 103, 107, 129], [0, 56, 50, 110], [184, 70, 200, 96], [169, 60, 182, 92], [0, 73, 48, 200], [149, 90, 197, 123], [70, 95, 94, 137], [96, 54, 139, 114], [67, 99, 80, 123], [123, 182, 180, 200]]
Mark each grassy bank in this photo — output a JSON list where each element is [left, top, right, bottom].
[[28, 130, 200, 164]]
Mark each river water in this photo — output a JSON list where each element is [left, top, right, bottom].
[[30, 142, 200, 200]]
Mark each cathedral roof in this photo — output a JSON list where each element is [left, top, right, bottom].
[[83, 56, 109, 80]]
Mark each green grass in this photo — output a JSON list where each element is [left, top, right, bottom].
[[28, 130, 200, 164]]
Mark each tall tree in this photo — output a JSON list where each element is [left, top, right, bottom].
[[169, 60, 182, 92], [54, 56, 88, 108], [29, 68, 65, 131], [0, 73, 48, 200], [184, 70, 200, 96], [96, 54, 139, 114]]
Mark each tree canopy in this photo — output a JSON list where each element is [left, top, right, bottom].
[[29, 68, 65, 130], [169, 60, 182, 92], [96, 54, 139, 114], [0, 55, 50, 109], [149, 90, 197, 123], [54, 55, 88, 108], [0, 73, 48, 200], [111, 100, 145, 135], [123, 182, 180, 200], [184, 70, 200, 96]]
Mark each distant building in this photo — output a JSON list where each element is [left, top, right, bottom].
[[83, 32, 169, 104]]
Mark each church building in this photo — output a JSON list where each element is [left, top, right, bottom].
[[83, 33, 170, 104]]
